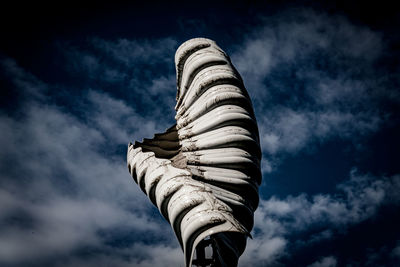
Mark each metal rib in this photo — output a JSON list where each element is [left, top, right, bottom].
[[127, 38, 261, 267]]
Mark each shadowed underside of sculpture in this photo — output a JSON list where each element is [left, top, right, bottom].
[[127, 38, 261, 267]]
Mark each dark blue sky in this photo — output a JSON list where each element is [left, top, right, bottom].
[[1, 1, 399, 266]]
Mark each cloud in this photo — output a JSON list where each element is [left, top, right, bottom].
[[48, 243, 183, 267], [0, 191, 163, 262], [261, 170, 399, 230], [239, 170, 400, 266], [1, 8, 399, 266], [392, 241, 400, 259], [0, 56, 181, 266], [230, 9, 398, 167], [233, 9, 383, 96], [63, 37, 179, 121], [306, 256, 337, 267], [85, 89, 159, 145], [240, 236, 287, 267], [90, 37, 177, 67], [0, 58, 47, 105]]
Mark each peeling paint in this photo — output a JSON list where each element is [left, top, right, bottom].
[[127, 38, 261, 267]]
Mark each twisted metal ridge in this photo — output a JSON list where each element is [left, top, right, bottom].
[[127, 38, 261, 266]]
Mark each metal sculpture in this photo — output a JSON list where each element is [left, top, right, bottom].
[[127, 38, 261, 267]]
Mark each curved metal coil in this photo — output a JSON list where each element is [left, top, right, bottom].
[[127, 38, 261, 267]]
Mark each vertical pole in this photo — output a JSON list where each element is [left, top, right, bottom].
[[195, 244, 206, 267], [192, 238, 214, 266]]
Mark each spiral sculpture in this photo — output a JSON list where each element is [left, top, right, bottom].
[[127, 38, 261, 266]]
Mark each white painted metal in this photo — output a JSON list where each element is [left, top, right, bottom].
[[127, 38, 261, 267]]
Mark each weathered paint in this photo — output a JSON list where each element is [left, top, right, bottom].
[[127, 38, 261, 267]]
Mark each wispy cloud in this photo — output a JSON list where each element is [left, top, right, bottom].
[[231, 9, 399, 169], [64, 37, 178, 120], [1, 8, 399, 266], [306, 256, 337, 267], [392, 242, 400, 259], [239, 170, 400, 266], [90, 37, 177, 67], [48, 243, 183, 267], [85, 90, 159, 145], [0, 54, 180, 266]]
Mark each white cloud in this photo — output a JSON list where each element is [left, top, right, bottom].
[[0, 58, 181, 266], [258, 106, 382, 158], [392, 241, 400, 259], [63, 36, 178, 121], [0, 192, 164, 262], [307, 256, 337, 267], [239, 170, 400, 265], [0, 58, 47, 102], [262, 170, 399, 229], [1, 9, 399, 266], [50, 243, 183, 267], [85, 89, 160, 145], [240, 236, 287, 266], [233, 9, 383, 86], [90, 37, 177, 67], [230, 9, 396, 168]]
